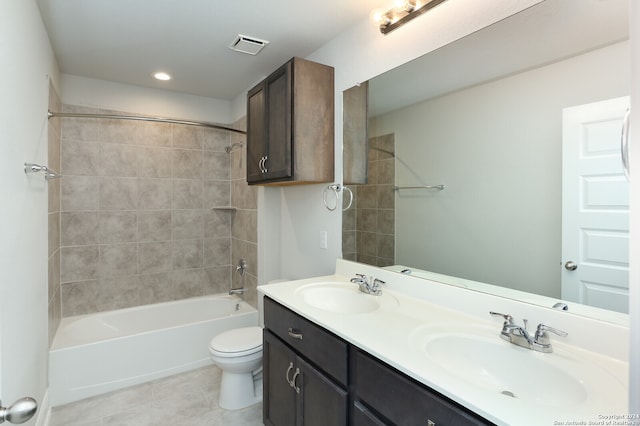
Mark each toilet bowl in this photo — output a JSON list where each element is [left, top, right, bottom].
[[209, 326, 263, 410]]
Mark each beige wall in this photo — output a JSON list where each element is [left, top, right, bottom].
[[55, 106, 257, 316]]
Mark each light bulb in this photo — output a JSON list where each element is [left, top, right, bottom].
[[153, 72, 172, 81]]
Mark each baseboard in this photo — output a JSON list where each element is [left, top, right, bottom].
[[34, 389, 51, 426]]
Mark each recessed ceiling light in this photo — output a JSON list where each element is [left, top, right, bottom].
[[153, 72, 172, 81]]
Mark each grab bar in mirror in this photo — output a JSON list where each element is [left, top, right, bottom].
[[393, 185, 444, 191]]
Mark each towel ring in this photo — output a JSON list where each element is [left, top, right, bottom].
[[323, 184, 353, 211]]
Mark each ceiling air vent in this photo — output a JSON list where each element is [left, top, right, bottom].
[[229, 34, 269, 56]]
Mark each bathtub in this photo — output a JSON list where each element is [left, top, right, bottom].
[[49, 294, 258, 406]]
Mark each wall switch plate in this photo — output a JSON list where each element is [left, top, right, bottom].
[[319, 230, 328, 249]]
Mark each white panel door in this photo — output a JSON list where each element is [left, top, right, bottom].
[[561, 96, 630, 313]]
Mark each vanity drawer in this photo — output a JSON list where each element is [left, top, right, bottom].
[[353, 349, 494, 426], [263, 296, 348, 386]]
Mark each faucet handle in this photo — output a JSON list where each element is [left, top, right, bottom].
[[535, 323, 568, 340], [489, 311, 514, 325], [534, 324, 568, 348]]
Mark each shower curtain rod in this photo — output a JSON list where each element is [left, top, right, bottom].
[[47, 110, 247, 135]]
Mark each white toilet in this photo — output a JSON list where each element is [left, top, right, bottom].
[[208, 326, 263, 410]]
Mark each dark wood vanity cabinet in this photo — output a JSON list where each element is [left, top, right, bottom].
[[352, 349, 494, 426], [263, 297, 348, 426], [263, 296, 493, 426], [246, 57, 334, 186]]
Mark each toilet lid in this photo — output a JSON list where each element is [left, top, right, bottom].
[[209, 326, 262, 357]]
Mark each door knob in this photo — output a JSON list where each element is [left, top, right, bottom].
[[0, 397, 37, 424], [564, 261, 578, 271]]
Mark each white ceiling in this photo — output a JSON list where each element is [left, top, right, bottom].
[[36, 0, 391, 100]]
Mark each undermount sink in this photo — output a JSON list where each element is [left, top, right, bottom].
[[294, 282, 398, 314], [408, 325, 624, 408]]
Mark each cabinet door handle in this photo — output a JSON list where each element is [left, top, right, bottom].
[[291, 368, 301, 394], [258, 157, 266, 173], [263, 155, 269, 173], [285, 361, 294, 386], [288, 327, 303, 340]]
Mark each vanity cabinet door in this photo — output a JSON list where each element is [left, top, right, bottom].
[[263, 330, 348, 426], [353, 349, 494, 426], [264, 330, 297, 426], [297, 356, 348, 426]]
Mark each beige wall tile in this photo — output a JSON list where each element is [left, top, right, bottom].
[[138, 178, 172, 210], [61, 246, 99, 283], [172, 125, 203, 149], [99, 143, 139, 177], [204, 238, 231, 267], [61, 211, 99, 246], [204, 210, 232, 238], [61, 176, 100, 211], [172, 149, 202, 179], [99, 243, 138, 278], [61, 139, 99, 176], [138, 146, 172, 178], [138, 242, 172, 274], [137, 121, 172, 147], [203, 151, 229, 180], [173, 179, 203, 209], [100, 177, 138, 210], [172, 269, 204, 299], [172, 210, 203, 240], [99, 211, 137, 243], [172, 239, 203, 270], [139, 211, 171, 242], [204, 181, 230, 208]]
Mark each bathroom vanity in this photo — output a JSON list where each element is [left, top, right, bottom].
[[259, 260, 629, 426]]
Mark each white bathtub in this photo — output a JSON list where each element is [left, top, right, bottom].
[[49, 294, 258, 406]]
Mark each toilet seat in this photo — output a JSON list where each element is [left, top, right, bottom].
[[209, 326, 263, 358]]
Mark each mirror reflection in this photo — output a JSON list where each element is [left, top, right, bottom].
[[342, 0, 630, 317]]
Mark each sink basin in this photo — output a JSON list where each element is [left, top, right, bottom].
[[407, 325, 606, 407], [295, 282, 398, 314]]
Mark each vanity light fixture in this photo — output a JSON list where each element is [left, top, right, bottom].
[[375, 0, 448, 34]]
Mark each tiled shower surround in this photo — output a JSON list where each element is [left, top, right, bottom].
[[342, 134, 395, 266], [53, 105, 257, 319]]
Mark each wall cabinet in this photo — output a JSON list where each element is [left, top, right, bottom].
[[263, 297, 494, 426], [246, 57, 334, 186]]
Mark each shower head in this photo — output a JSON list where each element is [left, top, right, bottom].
[[224, 142, 244, 153]]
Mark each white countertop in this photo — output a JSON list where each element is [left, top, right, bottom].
[[259, 261, 629, 426]]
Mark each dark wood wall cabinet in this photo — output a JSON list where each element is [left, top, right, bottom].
[[263, 297, 495, 426], [246, 57, 334, 186]]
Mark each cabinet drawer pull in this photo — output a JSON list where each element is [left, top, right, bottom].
[[285, 361, 294, 386], [291, 368, 301, 394], [288, 328, 303, 340]]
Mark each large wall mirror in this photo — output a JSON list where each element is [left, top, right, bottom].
[[342, 0, 630, 321]]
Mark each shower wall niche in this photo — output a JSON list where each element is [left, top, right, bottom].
[[56, 105, 257, 317]]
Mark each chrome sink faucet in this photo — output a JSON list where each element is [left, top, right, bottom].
[[350, 274, 385, 295], [489, 311, 567, 353]]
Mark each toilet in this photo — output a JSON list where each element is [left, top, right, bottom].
[[208, 326, 263, 410]]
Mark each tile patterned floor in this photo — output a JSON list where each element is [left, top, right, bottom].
[[49, 365, 263, 426]]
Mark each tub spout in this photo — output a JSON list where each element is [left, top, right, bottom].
[[229, 288, 245, 296]]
